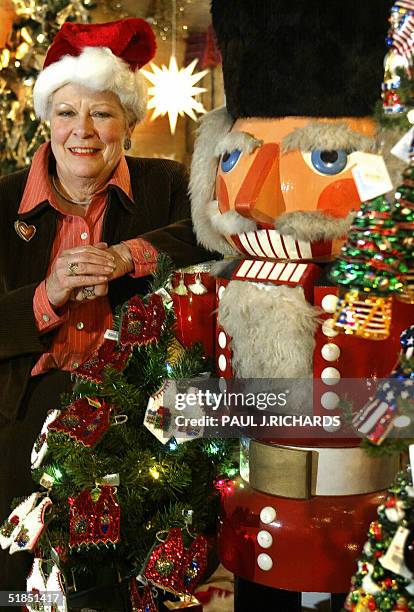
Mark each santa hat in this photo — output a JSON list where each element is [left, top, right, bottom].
[[33, 18, 156, 124], [211, 0, 390, 119]]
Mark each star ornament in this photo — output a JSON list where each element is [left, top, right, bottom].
[[142, 56, 208, 134]]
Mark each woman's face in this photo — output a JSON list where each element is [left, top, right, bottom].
[[50, 83, 131, 184]]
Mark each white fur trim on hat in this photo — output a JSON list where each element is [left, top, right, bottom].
[[33, 46, 147, 124]]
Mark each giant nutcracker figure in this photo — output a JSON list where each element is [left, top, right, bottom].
[[184, 1, 414, 610]]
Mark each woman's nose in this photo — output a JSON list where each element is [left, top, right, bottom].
[[72, 114, 94, 137]]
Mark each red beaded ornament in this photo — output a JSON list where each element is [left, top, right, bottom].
[[48, 397, 112, 447], [120, 294, 165, 346], [129, 578, 157, 612], [69, 485, 120, 549], [144, 528, 207, 596], [75, 339, 132, 383]]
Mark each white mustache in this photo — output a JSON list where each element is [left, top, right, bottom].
[[275, 210, 355, 242], [208, 200, 257, 235]]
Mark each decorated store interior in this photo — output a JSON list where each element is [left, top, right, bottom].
[[1, 1, 414, 611]]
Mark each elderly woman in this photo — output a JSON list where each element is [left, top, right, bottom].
[[0, 18, 210, 594]]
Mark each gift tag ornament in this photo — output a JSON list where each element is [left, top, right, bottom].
[[14, 219, 36, 242], [188, 273, 208, 295], [69, 485, 120, 549], [9, 496, 52, 554], [0, 492, 41, 550], [120, 294, 165, 346], [48, 398, 113, 448], [31, 409, 61, 469]]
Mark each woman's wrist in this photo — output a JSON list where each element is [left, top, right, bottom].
[[107, 243, 134, 277]]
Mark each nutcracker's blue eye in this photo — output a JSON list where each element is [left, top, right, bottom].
[[311, 149, 348, 175], [221, 149, 242, 173]]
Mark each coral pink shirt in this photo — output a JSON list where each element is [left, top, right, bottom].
[[18, 143, 157, 375]]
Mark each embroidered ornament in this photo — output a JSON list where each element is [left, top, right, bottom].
[[9, 496, 52, 554], [144, 381, 176, 444], [120, 294, 165, 346], [14, 219, 36, 242], [48, 397, 112, 448], [75, 339, 132, 383], [26, 558, 67, 612], [69, 485, 120, 549], [31, 409, 60, 469], [0, 492, 41, 550], [144, 528, 207, 596], [129, 578, 157, 612]]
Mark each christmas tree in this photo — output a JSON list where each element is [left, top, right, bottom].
[[329, 195, 404, 339], [344, 466, 414, 612], [1, 257, 236, 610], [392, 164, 414, 304], [0, 0, 91, 176]]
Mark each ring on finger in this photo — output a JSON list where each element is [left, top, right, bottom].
[[82, 286, 95, 299], [68, 262, 79, 276]]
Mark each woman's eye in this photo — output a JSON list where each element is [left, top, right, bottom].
[[221, 149, 242, 173], [93, 111, 111, 118], [310, 149, 348, 175], [58, 110, 74, 117]]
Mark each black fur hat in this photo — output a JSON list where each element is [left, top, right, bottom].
[[211, 0, 391, 119]]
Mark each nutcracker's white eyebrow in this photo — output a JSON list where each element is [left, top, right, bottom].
[[215, 131, 263, 157], [281, 122, 375, 153]]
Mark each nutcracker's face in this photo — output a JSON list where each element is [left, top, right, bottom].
[[190, 110, 382, 260], [216, 116, 375, 225]]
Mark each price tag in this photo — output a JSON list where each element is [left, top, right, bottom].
[[351, 152, 393, 201], [104, 329, 119, 341], [379, 525, 413, 579], [390, 126, 414, 163]]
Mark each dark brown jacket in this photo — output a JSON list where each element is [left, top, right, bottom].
[[0, 156, 212, 423]]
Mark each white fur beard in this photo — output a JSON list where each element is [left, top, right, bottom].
[[275, 210, 355, 242], [218, 281, 319, 379]]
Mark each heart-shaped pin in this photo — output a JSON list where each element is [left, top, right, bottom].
[[14, 220, 36, 242]]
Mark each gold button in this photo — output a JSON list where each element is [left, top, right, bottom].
[[76, 322, 84, 330]]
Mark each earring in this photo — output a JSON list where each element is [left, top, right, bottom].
[[124, 137, 131, 151]]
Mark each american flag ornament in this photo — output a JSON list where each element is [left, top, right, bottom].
[[383, 1, 414, 115], [352, 325, 414, 444]]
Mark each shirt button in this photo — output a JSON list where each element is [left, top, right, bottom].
[[76, 322, 84, 330], [80, 232, 88, 240], [72, 362, 79, 369], [42, 314, 50, 322], [143, 250, 151, 259]]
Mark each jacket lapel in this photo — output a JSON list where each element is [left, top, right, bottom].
[[12, 203, 58, 289]]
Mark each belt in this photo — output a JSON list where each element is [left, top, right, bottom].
[[242, 439, 400, 499]]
